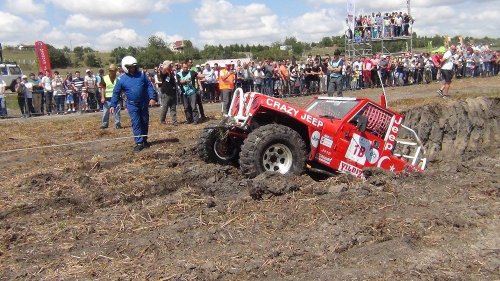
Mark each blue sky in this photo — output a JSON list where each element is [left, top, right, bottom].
[[1, 0, 499, 51]]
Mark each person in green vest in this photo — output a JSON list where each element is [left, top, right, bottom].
[[99, 64, 121, 129]]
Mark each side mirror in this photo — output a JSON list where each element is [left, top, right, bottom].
[[356, 115, 368, 133]]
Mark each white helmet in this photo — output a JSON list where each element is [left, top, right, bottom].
[[121, 55, 138, 73]]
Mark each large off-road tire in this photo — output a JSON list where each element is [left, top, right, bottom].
[[198, 126, 240, 165], [239, 124, 307, 178]]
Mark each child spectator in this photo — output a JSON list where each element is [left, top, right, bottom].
[[352, 65, 360, 90], [64, 73, 76, 112]]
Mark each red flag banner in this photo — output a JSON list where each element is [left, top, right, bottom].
[[35, 41, 52, 74]]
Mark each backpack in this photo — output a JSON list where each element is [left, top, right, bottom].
[[178, 71, 196, 96]]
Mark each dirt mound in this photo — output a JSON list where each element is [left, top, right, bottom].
[[402, 97, 499, 162]]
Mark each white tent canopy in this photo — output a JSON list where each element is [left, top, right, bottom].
[[203, 58, 251, 68]]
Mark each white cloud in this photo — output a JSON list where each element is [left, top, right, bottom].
[[193, 0, 282, 45], [286, 9, 345, 42], [95, 28, 145, 51], [65, 14, 124, 30], [5, 0, 45, 15], [154, 0, 191, 11], [152, 31, 183, 44], [43, 28, 90, 48], [46, 0, 189, 18], [46, 0, 153, 18], [0, 11, 50, 43], [411, 3, 500, 38]]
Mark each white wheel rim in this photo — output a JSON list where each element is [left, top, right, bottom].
[[262, 143, 293, 174], [214, 139, 232, 160]]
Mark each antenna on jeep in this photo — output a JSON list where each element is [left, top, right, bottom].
[[377, 70, 388, 108]]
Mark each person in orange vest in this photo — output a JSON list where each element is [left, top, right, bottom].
[[218, 63, 235, 114]]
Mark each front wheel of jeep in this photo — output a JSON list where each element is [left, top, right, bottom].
[[198, 126, 240, 165], [239, 124, 307, 178]]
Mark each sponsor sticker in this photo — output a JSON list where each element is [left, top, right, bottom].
[[384, 115, 403, 151], [311, 131, 321, 148], [346, 133, 371, 165], [320, 135, 334, 148], [367, 148, 380, 164], [319, 148, 332, 156], [339, 161, 364, 178], [318, 154, 332, 164]]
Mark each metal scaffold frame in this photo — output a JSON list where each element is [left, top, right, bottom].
[[345, 0, 413, 58]]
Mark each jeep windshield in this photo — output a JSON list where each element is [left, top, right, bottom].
[[305, 98, 359, 120]]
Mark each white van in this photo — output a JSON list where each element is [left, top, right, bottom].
[[0, 62, 24, 91]]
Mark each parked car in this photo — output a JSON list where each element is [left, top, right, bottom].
[[0, 62, 24, 92]]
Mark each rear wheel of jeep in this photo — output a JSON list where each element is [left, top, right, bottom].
[[240, 124, 307, 178], [198, 126, 239, 165]]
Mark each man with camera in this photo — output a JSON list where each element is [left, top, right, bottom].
[[177, 62, 205, 124], [159, 60, 178, 126]]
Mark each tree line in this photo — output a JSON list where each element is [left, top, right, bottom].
[[46, 34, 499, 69]]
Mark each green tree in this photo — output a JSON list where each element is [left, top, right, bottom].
[[135, 35, 175, 67], [284, 37, 298, 46], [319, 36, 334, 47], [74, 46, 84, 59], [47, 45, 71, 68], [73, 46, 85, 66], [291, 43, 304, 56], [201, 45, 223, 59], [431, 35, 444, 47], [179, 40, 201, 61], [110, 46, 128, 64], [148, 35, 167, 49], [85, 53, 102, 67]]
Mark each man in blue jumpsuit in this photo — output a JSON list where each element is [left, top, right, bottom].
[[111, 56, 157, 152]]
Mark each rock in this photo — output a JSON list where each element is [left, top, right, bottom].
[[328, 183, 348, 193], [202, 261, 217, 272], [206, 198, 217, 208], [355, 235, 372, 244], [313, 187, 329, 195]]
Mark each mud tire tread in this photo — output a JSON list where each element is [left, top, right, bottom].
[[239, 124, 307, 178]]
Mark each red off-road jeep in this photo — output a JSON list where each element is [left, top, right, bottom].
[[198, 89, 427, 178]]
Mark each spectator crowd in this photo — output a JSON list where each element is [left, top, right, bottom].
[[347, 11, 415, 43], [2, 40, 498, 123]]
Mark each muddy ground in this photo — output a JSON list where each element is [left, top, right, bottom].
[[0, 77, 499, 280]]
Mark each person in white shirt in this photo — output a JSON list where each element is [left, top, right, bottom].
[[202, 63, 216, 102], [41, 70, 54, 115], [154, 68, 162, 105], [253, 65, 265, 93], [0, 75, 7, 116], [84, 69, 98, 111], [52, 71, 65, 114], [437, 45, 457, 97]]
